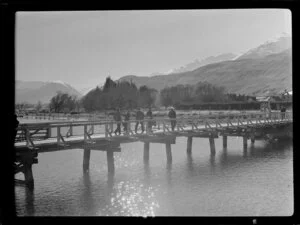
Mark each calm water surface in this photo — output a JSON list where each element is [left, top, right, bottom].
[[15, 137, 293, 216]]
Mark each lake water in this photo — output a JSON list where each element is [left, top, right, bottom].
[[15, 136, 293, 216]]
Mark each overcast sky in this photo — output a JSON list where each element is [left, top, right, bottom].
[[16, 9, 292, 91]]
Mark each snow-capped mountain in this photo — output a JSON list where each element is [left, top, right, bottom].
[[167, 53, 238, 74], [236, 33, 291, 60], [16, 80, 82, 104]]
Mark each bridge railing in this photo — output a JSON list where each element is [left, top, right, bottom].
[[15, 111, 292, 147]]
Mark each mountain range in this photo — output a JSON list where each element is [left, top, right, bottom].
[[119, 34, 292, 96], [15, 80, 82, 104]]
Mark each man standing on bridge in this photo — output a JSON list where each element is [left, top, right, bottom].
[[135, 108, 145, 134], [168, 107, 176, 131], [114, 108, 122, 135]]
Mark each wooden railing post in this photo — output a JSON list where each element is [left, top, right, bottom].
[[105, 123, 108, 138], [84, 124, 87, 142], [57, 126, 61, 145], [145, 119, 149, 135]]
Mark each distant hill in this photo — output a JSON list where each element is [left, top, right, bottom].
[[16, 80, 82, 104], [119, 49, 292, 96]]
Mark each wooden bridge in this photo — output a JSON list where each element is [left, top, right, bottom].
[[14, 111, 293, 187]]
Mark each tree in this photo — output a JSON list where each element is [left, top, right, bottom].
[[103, 76, 117, 92], [138, 85, 157, 108], [81, 77, 157, 112], [160, 88, 173, 108], [49, 92, 77, 113], [35, 101, 42, 113]]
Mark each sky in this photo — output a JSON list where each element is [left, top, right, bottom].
[[16, 9, 292, 92]]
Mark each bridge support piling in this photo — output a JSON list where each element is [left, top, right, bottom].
[[243, 136, 248, 149], [209, 137, 216, 155], [165, 142, 172, 163], [223, 135, 227, 149], [106, 149, 115, 174], [83, 148, 91, 172], [187, 137, 193, 154], [70, 125, 73, 136], [144, 142, 150, 163], [47, 127, 52, 138], [250, 135, 255, 144], [24, 162, 34, 187]]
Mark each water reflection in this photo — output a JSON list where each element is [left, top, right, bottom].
[[166, 160, 172, 187], [186, 152, 194, 173], [143, 159, 151, 185], [102, 158, 160, 216], [80, 172, 96, 215], [219, 140, 292, 169], [243, 147, 248, 158], [210, 154, 216, 174], [105, 178, 159, 216], [24, 186, 35, 216]]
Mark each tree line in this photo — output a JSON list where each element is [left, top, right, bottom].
[[16, 76, 289, 113]]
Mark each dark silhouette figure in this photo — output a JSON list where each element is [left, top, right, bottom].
[[146, 108, 153, 133], [15, 114, 19, 140], [135, 108, 145, 133], [280, 106, 286, 120], [168, 107, 176, 131], [123, 111, 130, 132], [113, 109, 122, 135]]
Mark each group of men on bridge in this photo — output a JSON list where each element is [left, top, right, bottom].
[[113, 107, 177, 135]]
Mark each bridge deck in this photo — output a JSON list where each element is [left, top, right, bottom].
[[15, 112, 292, 151]]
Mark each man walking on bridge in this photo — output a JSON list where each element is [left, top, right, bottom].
[[146, 107, 153, 133], [135, 108, 145, 134], [281, 105, 286, 120], [123, 110, 131, 133], [168, 107, 176, 131], [114, 108, 122, 135]]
